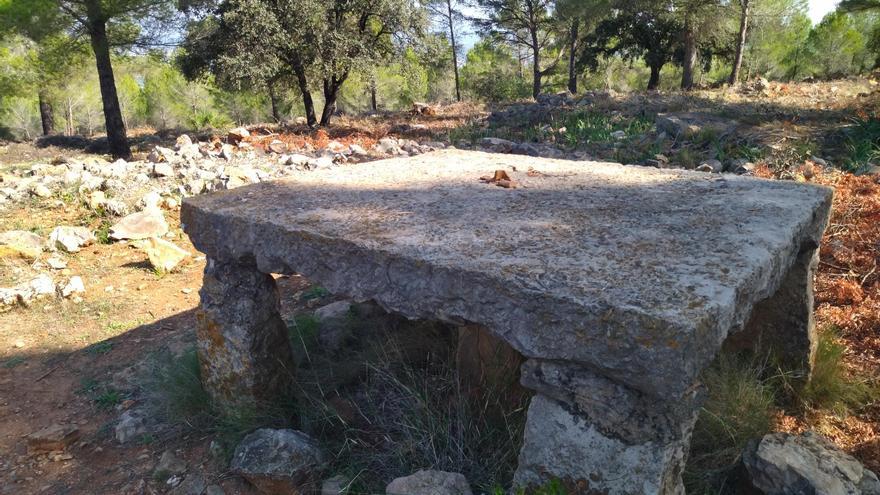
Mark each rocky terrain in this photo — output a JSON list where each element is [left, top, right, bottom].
[[0, 81, 878, 494]]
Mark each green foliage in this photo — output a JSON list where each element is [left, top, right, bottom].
[[460, 40, 531, 102], [804, 11, 872, 78]]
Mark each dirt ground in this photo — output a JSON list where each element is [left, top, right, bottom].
[[0, 82, 879, 494]]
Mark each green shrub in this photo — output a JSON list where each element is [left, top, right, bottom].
[[799, 330, 876, 415]]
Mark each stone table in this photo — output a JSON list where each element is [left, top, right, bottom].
[[182, 150, 832, 494]]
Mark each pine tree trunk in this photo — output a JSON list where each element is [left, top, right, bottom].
[[85, 4, 131, 159], [681, 20, 698, 90], [447, 0, 461, 102], [531, 30, 542, 98], [38, 89, 54, 136], [370, 78, 378, 112], [729, 0, 750, 85], [568, 19, 579, 94]]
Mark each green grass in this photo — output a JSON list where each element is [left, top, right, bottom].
[[76, 377, 125, 410], [798, 330, 876, 415], [146, 348, 298, 459], [843, 116, 880, 173], [686, 354, 777, 493], [95, 388, 122, 410], [94, 219, 112, 245]]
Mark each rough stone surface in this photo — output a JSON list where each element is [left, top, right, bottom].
[[182, 150, 832, 399], [314, 300, 353, 349], [386, 470, 473, 495], [515, 394, 696, 495], [26, 424, 80, 454], [115, 409, 148, 444], [196, 259, 296, 406], [0, 230, 44, 259], [49, 226, 95, 253], [321, 475, 350, 495], [742, 431, 880, 494], [110, 208, 169, 240], [230, 428, 324, 495], [139, 237, 190, 272], [656, 112, 737, 138]]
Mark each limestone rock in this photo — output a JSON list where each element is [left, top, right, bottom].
[[139, 191, 163, 211], [228, 127, 250, 143], [26, 424, 80, 454], [321, 475, 350, 495], [742, 431, 880, 494], [110, 209, 169, 240], [30, 183, 52, 198], [697, 159, 724, 173], [115, 409, 148, 444], [314, 300, 353, 350], [268, 140, 288, 154], [478, 137, 516, 153], [385, 470, 472, 495], [153, 162, 174, 178], [139, 237, 190, 272], [169, 474, 207, 495], [175, 134, 193, 149], [0, 230, 44, 259], [656, 112, 736, 139], [88, 190, 107, 210], [61, 276, 85, 298], [230, 428, 324, 495], [154, 450, 187, 478], [49, 226, 95, 253]]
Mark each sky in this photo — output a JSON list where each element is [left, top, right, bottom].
[[809, 0, 839, 23], [455, 1, 842, 54]]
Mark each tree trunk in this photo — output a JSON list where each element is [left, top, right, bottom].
[[447, 0, 461, 102], [370, 78, 378, 112], [531, 31, 542, 98], [320, 77, 344, 127], [681, 19, 698, 90], [85, 5, 131, 159], [728, 0, 750, 85], [648, 62, 662, 90], [568, 19, 579, 94], [268, 82, 281, 122], [292, 61, 317, 127], [38, 89, 54, 136]]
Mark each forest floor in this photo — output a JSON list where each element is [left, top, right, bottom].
[[0, 78, 878, 494]]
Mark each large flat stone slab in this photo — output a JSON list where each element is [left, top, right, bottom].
[[182, 150, 832, 398]]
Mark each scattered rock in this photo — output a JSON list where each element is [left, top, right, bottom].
[[478, 137, 516, 154], [61, 276, 85, 298], [175, 134, 193, 149], [87, 190, 107, 210], [322, 475, 350, 495], [170, 474, 208, 495], [26, 424, 81, 454], [0, 230, 44, 260], [46, 256, 67, 270], [109, 209, 169, 240], [385, 470, 473, 495], [153, 162, 175, 178], [314, 300, 353, 350], [49, 226, 95, 253], [610, 130, 627, 140], [154, 450, 187, 479], [656, 112, 736, 139], [220, 144, 235, 161], [115, 409, 148, 444], [139, 237, 190, 272], [30, 183, 52, 198], [697, 159, 724, 173], [228, 127, 250, 145], [741, 431, 880, 494], [230, 428, 325, 495], [268, 140, 288, 154]]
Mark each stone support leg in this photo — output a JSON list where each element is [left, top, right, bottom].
[[514, 360, 702, 495], [196, 257, 296, 407], [726, 243, 819, 381], [455, 324, 525, 401]]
